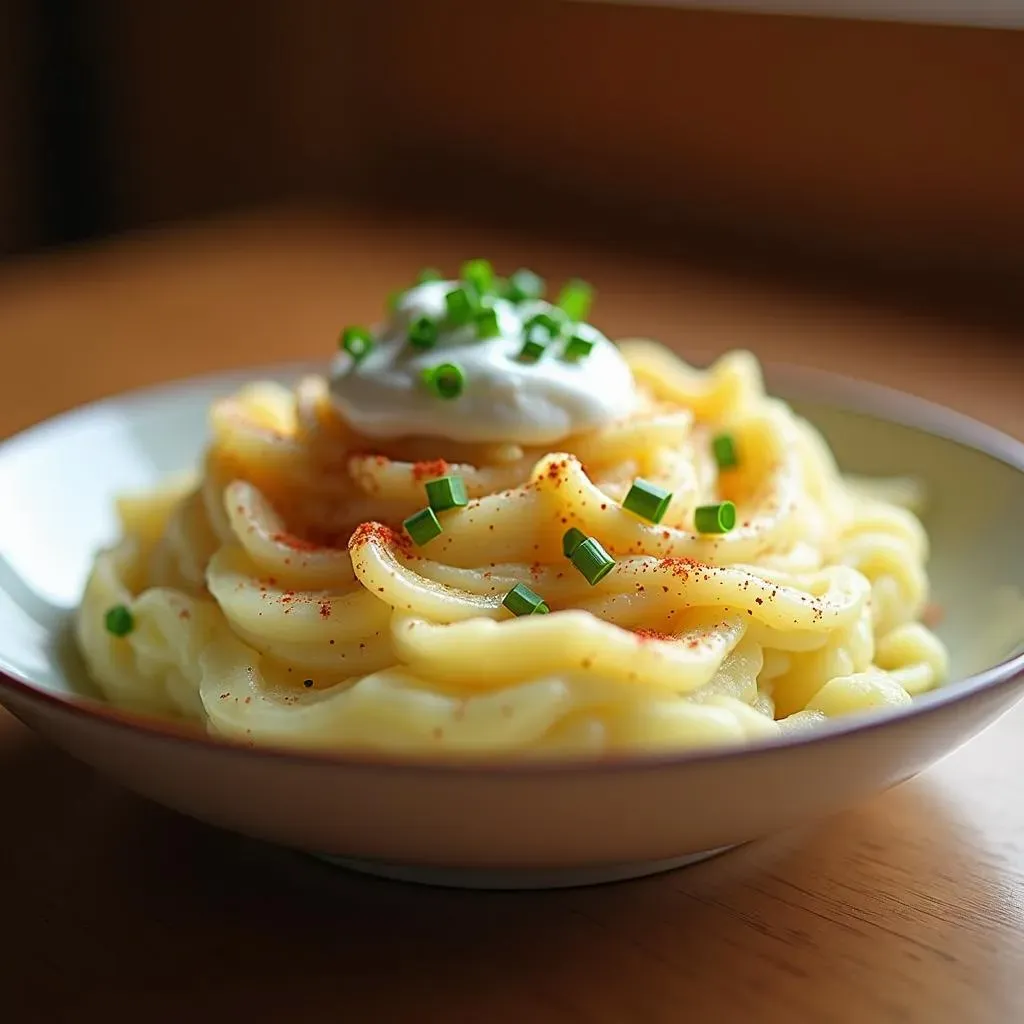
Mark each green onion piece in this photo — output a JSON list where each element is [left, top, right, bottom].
[[694, 501, 737, 534], [104, 604, 135, 638], [445, 286, 476, 326], [502, 582, 550, 617], [340, 326, 374, 363], [519, 323, 553, 360], [558, 278, 593, 322], [570, 536, 616, 585], [421, 362, 466, 399], [403, 507, 443, 546], [461, 258, 495, 297], [712, 433, 738, 470], [562, 527, 587, 558], [505, 268, 545, 303], [418, 267, 443, 283], [387, 290, 404, 312], [425, 474, 469, 512], [474, 306, 501, 340], [562, 333, 595, 362], [523, 311, 564, 341], [623, 478, 673, 524], [518, 337, 547, 362], [408, 315, 439, 350], [524, 322, 551, 346]]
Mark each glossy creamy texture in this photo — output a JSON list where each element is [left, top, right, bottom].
[[329, 281, 637, 445]]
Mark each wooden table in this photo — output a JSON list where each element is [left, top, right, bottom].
[[2, 207, 1023, 1023]]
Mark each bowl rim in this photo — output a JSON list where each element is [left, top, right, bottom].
[[1, 358, 1023, 776]]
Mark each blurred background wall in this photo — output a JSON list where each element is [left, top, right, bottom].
[[2, 1, 1022, 315]]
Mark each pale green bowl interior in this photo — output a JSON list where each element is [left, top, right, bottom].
[[790, 395, 1024, 679]]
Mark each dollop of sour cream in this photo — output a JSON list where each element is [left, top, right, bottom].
[[329, 280, 637, 445]]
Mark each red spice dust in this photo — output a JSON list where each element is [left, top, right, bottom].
[[633, 628, 677, 643], [349, 520, 412, 555], [412, 458, 450, 482], [271, 531, 322, 552], [319, 600, 331, 620], [656, 556, 703, 582], [545, 459, 569, 484]]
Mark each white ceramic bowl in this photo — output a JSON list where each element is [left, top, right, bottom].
[[2, 363, 1023, 889]]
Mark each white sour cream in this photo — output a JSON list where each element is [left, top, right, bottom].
[[328, 281, 637, 445]]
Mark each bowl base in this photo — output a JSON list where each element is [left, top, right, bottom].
[[309, 846, 733, 889]]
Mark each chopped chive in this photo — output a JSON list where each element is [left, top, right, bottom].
[[104, 604, 134, 638], [523, 311, 564, 341], [570, 536, 616, 585], [403, 507, 443, 546], [562, 527, 586, 558], [504, 268, 545, 303], [421, 362, 465, 399], [340, 326, 374, 363], [518, 337, 547, 362], [524, 322, 551, 346], [712, 433, 738, 470], [445, 286, 477, 326], [623, 478, 673, 524], [461, 258, 494, 297], [474, 306, 501, 339], [694, 501, 737, 534], [417, 267, 443, 283], [523, 318, 557, 359], [558, 278, 593, 322], [425, 474, 469, 512], [408, 315, 439, 350], [502, 582, 550, 617], [562, 333, 595, 362]]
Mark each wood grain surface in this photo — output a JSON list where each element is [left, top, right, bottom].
[[1, 207, 1022, 1023]]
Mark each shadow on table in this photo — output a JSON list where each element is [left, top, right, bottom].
[[1, 729, 1019, 1023]]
